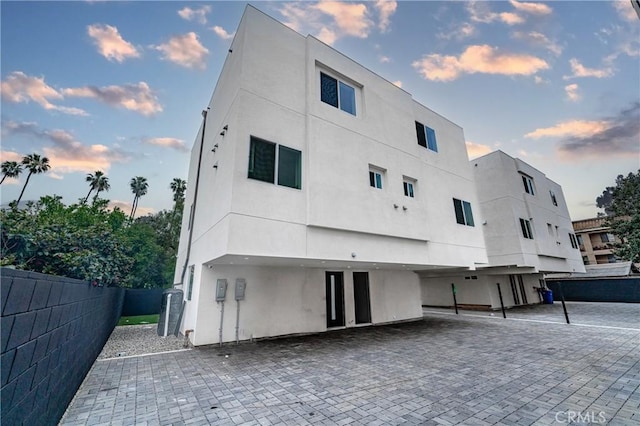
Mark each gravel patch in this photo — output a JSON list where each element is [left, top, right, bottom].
[[98, 324, 189, 359]]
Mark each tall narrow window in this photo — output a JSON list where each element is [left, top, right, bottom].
[[415, 121, 438, 152], [549, 190, 558, 206], [248, 137, 276, 183], [320, 72, 356, 115], [453, 198, 474, 226], [520, 218, 534, 239], [521, 174, 535, 195], [569, 233, 578, 249], [403, 179, 415, 198], [278, 146, 302, 189]]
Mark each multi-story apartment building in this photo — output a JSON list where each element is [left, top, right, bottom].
[[572, 217, 621, 265], [174, 6, 584, 345], [174, 6, 489, 346], [420, 151, 585, 309]]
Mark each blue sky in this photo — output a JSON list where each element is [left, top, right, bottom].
[[1, 1, 638, 220]]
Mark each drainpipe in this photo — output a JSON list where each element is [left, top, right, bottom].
[[178, 107, 209, 286]]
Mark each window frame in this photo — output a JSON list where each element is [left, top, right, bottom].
[[248, 136, 302, 190], [369, 166, 384, 189], [519, 218, 534, 239], [415, 121, 438, 152], [320, 71, 356, 116], [521, 174, 535, 195], [453, 198, 475, 227], [403, 177, 416, 198], [549, 190, 558, 206]]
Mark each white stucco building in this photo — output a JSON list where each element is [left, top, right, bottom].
[[174, 6, 490, 346], [420, 151, 585, 310]]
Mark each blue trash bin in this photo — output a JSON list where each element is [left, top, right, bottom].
[[542, 289, 554, 304]]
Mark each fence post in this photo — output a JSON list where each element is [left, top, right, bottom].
[[558, 282, 570, 324], [496, 283, 506, 318], [451, 283, 459, 315]]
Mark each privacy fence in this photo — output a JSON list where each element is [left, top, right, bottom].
[[1, 268, 124, 425], [547, 277, 640, 303]]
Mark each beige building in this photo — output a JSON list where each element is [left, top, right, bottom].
[[572, 217, 621, 265]]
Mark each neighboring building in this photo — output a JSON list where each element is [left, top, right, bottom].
[[572, 217, 622, 265], [174, 5, 488, 346], [174, 6, 584, 346], [420, 151, 585, 310]]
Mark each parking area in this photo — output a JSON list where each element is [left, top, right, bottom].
[[61, 302, 640, 425]]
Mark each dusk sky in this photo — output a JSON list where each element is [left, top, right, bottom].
[[1, 1, 638, 220]]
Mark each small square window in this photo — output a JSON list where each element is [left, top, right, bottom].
[[248, 137, 276, 183], [320, 72, 356, 115], [403, 181, 414, 198], [453, 198, 474, 226], [369, 170, 383, 189], [278, 146, 302, 189]]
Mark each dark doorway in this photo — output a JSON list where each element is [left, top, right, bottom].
[[326, 272, 345, 328], [353, 272, 372, 324]]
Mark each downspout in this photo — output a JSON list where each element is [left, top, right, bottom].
[[178, 107, 209, 286]]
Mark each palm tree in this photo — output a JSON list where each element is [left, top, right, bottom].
[[170, 178, 187, 209], [16, 153, 51, 205], [83, 171, 110, 203], [0, 161, 23, 185], [129, 176, 149, 220]]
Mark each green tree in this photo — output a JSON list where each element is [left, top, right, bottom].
[[170, 178, 186, 210], [0, 161, 22, 185], [83, 170, 110, 203], [129, 176, 148, 220], [602, 170, 640, 263], [16, 153, 50, 205]]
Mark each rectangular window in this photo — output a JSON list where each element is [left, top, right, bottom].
[[569, 233, 579, 249], [521, 174, 535, 195], [403, 180, 414, 198], [453, 198, 474, 226], [601, 232, 615, 243], [369, 167, 383, 189], [187, 203, 194, 230], [248, 136, 302, 190], [415, 121, 438, 152], [520, 218, 534, 239], [549, 190, 558, 206], [320, 72, 356, 115], [187, 265, 194, 301], [576, 234, 583, 246], [277, 145, 302, 189], [547, 223, 553, 236], [248, 137, 276, 183]]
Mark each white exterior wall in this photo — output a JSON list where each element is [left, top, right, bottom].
[[472, 151, 585, 274], [174, 6, 480, 345], [421, 273, 543, 309]]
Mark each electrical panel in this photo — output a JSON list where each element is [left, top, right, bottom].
[[235, 278, 246, 301], [215, 279, 228, 302]]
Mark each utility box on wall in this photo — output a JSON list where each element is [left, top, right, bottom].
[[157, 289, 184, 336]]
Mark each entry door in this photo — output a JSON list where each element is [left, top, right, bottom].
[[326, 272, 345, 328], [353, 272, 372, 324]]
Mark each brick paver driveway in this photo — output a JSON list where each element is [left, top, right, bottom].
[[61, 302, 640, 425]]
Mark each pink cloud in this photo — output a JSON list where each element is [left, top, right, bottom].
[[87, 24, 140, 62], [154, 32, 209, 70]]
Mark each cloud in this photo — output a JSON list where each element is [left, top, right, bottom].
[[437, 22, 476, 41], [524, 120, 611, 139], [374, 0, 397, 32], [466, 2, 524, 26], [392, 80, 402, 88], [379, 55, 390, 63], [534, 75, 548, 84], [466, 141, 492, 159], [555, 103, 640, 160], [612, 0, 638, 22], [512, 31, 562, 56], [211, 25, 234, 40], [509, 0, 552, 16], [108, 200, 155, 218], [87, 24, 140, 62], [563, 58, 613, 79], [142, 137, 189, 152], [564, 84, 580, 102], [62, 82, 162, 116], [278, 1, 374, 45], [154, 32, 209, 69], [2, 121, 130, 173], [412, 44, 549, 82], [177, 5, 211, 24], [0, 71, 88, 116]]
